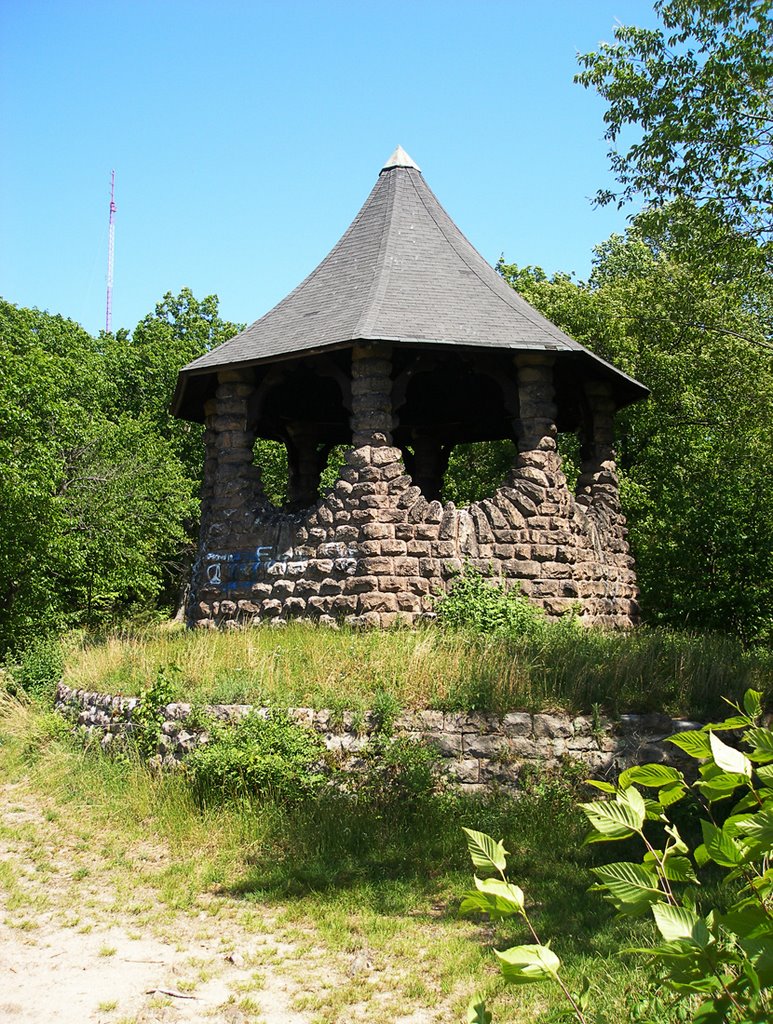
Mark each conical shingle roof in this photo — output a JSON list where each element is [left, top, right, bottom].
[[173, 148, 647, 418]]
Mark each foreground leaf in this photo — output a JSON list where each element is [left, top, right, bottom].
[[462, 828, 508, 873], [460, 876, 525, 920], [590, 860, 662, 915], [580, 789, 645, 840], [667, 730, 712, 759], [466, 995, 492, 1024], [619, 764, 682, 789], [652, 904, 711, 948], [475, 875, 524, 913], [709, 731, 751, 778], [494, 943, 561, 985]]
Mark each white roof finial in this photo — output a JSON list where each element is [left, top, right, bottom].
[[381, 145, 421, 172]]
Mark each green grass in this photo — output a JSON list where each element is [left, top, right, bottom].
[[61, 619, 771, 719], [0, 688, 715, 1023]]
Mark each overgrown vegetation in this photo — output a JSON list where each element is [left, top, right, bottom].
[[0, 688, 662, 1021], [55, 613, 771, 721], [463, 689, 773, 1022], [186, 709, 328, 806]]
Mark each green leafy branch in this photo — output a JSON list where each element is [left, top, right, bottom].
[[462, 688, 772, 1022]]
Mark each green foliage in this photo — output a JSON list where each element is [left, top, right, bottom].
[[7, 637, 63, 697], [371, 686, 402, 736], [443, 441, 516, 505], [348, 735, 441, 812], [184, 709, 327, 805], [461, 826, 591, 1023], [435, 564, 552, 637], [581, 689, 773, 1021], [576, 0, 773, 261], [0, 290, 239, 653], [131, 668, 178, 760], [463, 690, 773, 1022]]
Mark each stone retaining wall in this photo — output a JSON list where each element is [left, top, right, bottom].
[[56, 683, 697, 792]]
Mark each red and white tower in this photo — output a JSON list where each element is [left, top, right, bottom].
[[105, 169, 116, 334]]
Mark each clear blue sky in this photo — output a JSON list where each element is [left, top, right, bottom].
[[0, 0, 657, 338]]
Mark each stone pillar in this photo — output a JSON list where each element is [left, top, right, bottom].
[[575, 380, 621, 513], [350, 343, 393, 447], [207, 368, 263, 547], [286, 426, 323, 509], [513, 352, 558, 457], [411, 434, 448, 502]]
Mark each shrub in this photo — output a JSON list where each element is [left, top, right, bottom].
[[435, 564, 551, 637], [185, 709, 327, 806], [350, 735, 441, 812], [8, 637, 64, 697], [131, 667, 177, 759]]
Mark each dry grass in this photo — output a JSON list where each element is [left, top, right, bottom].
[[60, 620, 771, 718]]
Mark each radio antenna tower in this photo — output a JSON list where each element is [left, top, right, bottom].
[[105, 169, 116, 334]]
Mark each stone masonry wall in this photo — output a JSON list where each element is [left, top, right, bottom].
[[189, 349, 638, 630], [57, 683, 696, 794]]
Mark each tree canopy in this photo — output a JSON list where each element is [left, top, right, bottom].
[[576, 0, 773, 266], [0, 292, 240, 654]]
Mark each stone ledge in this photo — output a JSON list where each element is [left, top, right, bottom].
[[56, 683, 696, 790]]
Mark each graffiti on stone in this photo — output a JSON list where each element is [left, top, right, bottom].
[[204, 543, 357, 591]]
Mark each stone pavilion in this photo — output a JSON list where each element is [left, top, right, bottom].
[[172, 146, 648, 629]]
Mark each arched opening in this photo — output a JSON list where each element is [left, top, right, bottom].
[[392, 350, 518, 502], [248, 356, 351, 511]]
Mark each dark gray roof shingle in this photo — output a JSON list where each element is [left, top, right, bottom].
[[174, 149, 648, 415]]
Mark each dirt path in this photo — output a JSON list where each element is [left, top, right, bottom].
[[0, 783, 320, 1024]]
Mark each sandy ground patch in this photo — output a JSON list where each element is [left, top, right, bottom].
[[0, 783, 320, 1024]]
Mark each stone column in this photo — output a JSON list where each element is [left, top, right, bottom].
[[513, 351, 558, 458], [350, 343, 393, 447], [207, 368, 263, 547], [286, 426, 323, 509], [575, 380, 621, 513], [411, 434, 448, 501]]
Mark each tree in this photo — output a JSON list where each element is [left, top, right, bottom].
[[576, 0, 773, 263], [104, 288, 244, 479], [0, 298, 201, 653]]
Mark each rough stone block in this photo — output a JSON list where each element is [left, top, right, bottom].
[[362, 523, 394, 540], [371, 446, 403, 466], [407, 540, 431, 556], [396, 592, 421, 613], [358, 592, 399, 613], [415, 524, 441, 540], [347, 446, 372, 468], [343, 575, 378, 594], [393, 557, 419, 577], [397, 486, 422, 508], [407, 577, 431, 595], [449, 759, 480, 784], [430, 733, 463, 757], [388, 474, 413, 494], [382, 539, 408, 556], [502, 712, 532, 737], [362, 556, 394, 575], [407, 497, 430, 522]]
